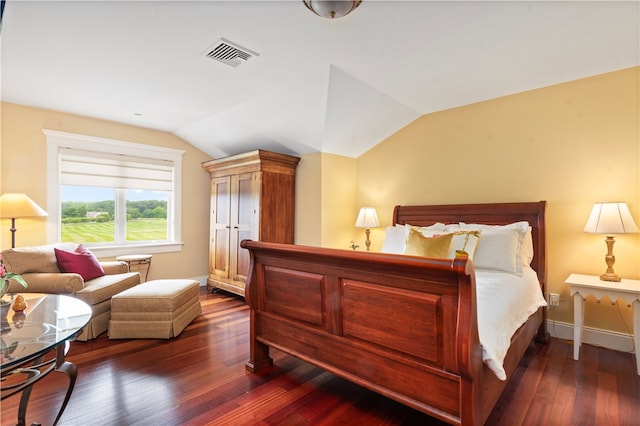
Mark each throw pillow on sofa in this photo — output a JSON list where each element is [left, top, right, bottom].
[[54, 244, 105, 281]]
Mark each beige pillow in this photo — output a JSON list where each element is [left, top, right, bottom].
[[404, 229, 453, 258]]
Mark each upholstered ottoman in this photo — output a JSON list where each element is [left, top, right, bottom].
[[109, 279, 202, 339]]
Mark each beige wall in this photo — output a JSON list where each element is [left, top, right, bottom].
[[295, 153, 321, 246], [321, 153, 357, 249], [0, 102, 213, 282], [355, 67, 640, 334], [295, 152, 357, 250]]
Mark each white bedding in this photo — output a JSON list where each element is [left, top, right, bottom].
[[476, 266, 547, 380]]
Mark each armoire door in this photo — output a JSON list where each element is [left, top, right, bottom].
[[210, 176, 231, 279], [229, 172, 259, 283]]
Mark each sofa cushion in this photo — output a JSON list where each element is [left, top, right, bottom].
[[75, 272, 140, 306]]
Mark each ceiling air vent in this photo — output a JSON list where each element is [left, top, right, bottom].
[[202, 38, 259, 68]]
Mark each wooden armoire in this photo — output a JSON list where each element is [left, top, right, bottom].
[[201, 150, 300, 297]]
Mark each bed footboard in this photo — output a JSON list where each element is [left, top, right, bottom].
[[241, 240, 486, 425]]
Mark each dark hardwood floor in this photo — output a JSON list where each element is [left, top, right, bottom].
[[2, 288, 639, 426]]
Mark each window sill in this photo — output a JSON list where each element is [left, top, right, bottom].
[[87, 242, 184, 258]]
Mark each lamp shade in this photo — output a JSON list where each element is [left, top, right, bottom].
[[583, 202, 638, 235], [303, 1, 362, 19], [0, 193, 48, 219], [355, 207, 379, 229]]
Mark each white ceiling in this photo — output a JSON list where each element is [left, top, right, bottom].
[[1, 1, 638, 159]]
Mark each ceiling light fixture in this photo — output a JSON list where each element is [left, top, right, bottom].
[[303, 1, 362, 19]]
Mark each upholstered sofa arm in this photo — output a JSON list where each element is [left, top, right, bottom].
[[100, 261, 129, 275], [8, 272, 84, 294]]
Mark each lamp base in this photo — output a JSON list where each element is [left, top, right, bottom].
[[600, 236, 621, 282], [364, 228, 371, 251], [600, 271, 621, 282]]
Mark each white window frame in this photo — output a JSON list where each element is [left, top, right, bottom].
[[45, 129, 185, 257]]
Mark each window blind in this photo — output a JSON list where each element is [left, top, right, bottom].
[[60, 148, 174, 191]]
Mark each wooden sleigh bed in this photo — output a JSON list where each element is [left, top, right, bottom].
[[241, 201, 548, 425]]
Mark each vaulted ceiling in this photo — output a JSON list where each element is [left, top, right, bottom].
[[1, 1, 638, 159]]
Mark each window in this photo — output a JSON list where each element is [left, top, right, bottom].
[[45, 130, 184, 257]]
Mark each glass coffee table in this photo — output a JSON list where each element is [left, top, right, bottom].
[[1, 293, 91, 426]]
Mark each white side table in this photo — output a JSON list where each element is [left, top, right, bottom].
[[565, 273, 640, 375], [116, 254, 152, 282]]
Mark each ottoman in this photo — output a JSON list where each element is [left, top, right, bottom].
[[109, 279, 202, 339]]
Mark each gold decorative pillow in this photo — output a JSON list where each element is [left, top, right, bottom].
[[404, 229, 453, 258]]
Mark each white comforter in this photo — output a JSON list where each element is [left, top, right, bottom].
[[475, 266, 547, 380]]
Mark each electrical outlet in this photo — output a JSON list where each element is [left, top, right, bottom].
[[548, 293, 560, 307]]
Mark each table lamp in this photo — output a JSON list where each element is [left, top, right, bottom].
[[0, 193, 48, 248], [355, 207, 379, 251], [583, 202, 638, 282]]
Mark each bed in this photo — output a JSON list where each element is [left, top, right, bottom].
[[241, 201, 548, 425]]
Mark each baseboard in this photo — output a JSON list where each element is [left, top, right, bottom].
[[191, 275, 208, 287], [546, 319, 636, 354]]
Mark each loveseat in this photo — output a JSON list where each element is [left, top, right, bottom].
[[1, 243, 140, 341]]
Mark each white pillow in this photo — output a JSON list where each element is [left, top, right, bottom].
[[381, 226, 406, 254], [522, 226, 534, 265], [473, 228, 522, 275], [444, 223, 462, 232], [460, 221, 530, 275]]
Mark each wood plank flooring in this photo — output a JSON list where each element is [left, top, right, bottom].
[[2, 288, 639, 425]]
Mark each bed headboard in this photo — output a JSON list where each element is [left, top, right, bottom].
[[393, 201, 547, 287]]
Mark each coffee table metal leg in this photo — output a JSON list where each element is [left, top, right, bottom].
[[51, 360, 77, 425], [16, 367, 39, 426], [13, 344, 78, 426]]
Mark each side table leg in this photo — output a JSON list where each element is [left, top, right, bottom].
[[573, 293, 584, 361], [633, 300, 640, 376]]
